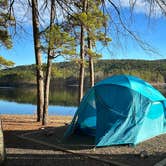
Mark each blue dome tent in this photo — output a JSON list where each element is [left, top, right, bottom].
[[65, 75, 166, 147]]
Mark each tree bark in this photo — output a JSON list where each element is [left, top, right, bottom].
[[42, 57, 52, 125], [78, 0, 87, 103], [31, 0, 44, 122], [88, 36, 94, 87], [78, 25, 85, 103], [42, 0, 55, 125]]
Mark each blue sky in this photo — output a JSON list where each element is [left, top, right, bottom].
[[1, 1, 166, 66]]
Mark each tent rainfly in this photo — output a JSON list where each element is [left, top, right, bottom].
[[64, 75, 166, 147]]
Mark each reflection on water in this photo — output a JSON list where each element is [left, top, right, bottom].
[[0, 86, 79, 115], [0, 86, 79, 106], [0, 85, 165, 115]]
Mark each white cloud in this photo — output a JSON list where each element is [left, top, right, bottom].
[[12, 0, 163, 27], [118, 0, 163, 17], [13, 1, 32, 25], [12, 0, 51, 27], [12, 0, 65, 28]]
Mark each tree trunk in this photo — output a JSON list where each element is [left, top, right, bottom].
[[31, 0, 44, 122], [88, 36, 94, 87], [42, 57, 52, 125], [42, 0, 55, 125], [78, 25, 85, 103], [78, 0, 87, 103]]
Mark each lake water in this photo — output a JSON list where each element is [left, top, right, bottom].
[[0, 85, 165, 116], [0, 86, 79, 116]]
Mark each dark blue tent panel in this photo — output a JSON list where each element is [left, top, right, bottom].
[[65, 75, 166, 147]]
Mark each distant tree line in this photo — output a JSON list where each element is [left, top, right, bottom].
[[0, 59, 165, 87]]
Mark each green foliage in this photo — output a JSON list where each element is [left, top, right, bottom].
[[71, 0, 111, 60], [0, 29, 12, 49], [1, 60, 166, 86], [51, 66, 63, 78], [0, 0, 14, 68], [95, 60, 166, 83], [41, 25, 76, 58], [0, 65, 36, 86], [0, 55, 14, 68], [86, 49, 102, 59], [0, 0, 12, 49], [105, 69, 164, 83]]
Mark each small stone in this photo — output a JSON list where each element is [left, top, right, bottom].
[[140, 150, 148, 158], [93, 147, 96, 152], [40, 127, 45, 130]]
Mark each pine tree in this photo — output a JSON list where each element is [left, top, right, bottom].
[[0, 56, 14, 68], [31, 0, 44, 122], [0, 0, 12, 49], [69, 0, 111, 98], [0, 0, 14, 68], [41, 11, 76, 125], [85, 0, 111, 87], [42, 0, 56, 126]]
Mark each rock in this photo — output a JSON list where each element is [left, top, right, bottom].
[[93, 147, 96, 152], [140, 150, 149, 158]]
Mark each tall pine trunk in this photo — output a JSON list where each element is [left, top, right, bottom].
[[78, 24, 85, 103], [78, 0, 87, 103], [31, 0, 44, 122], [42, 0, 55, 125], [88, 36, 94, 87], [42, 57, 52, 125]]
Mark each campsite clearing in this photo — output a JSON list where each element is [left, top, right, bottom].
[[1, 115, 166, 166]]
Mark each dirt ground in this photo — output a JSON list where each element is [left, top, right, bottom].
[[1, 115, 166, 166]]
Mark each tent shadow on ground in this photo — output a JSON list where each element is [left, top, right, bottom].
[[4, 125, 95, 151]]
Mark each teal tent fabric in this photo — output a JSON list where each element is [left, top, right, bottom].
[[64, 75, 166, 147]]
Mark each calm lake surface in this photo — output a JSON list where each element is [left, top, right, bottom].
[[0, 85, 166, 116], [0, 86, 79, 116]]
